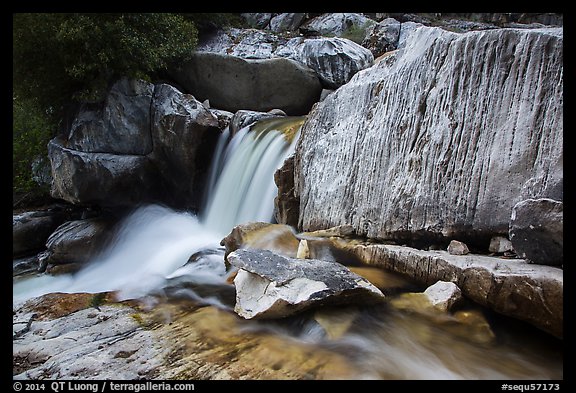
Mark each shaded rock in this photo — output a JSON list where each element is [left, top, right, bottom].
[[267, 108, 287, 116], [489, 236, 514, 254], [302, 225, 356, 238], [341, 242, 563, 338], [509, 198, 563, 266], [170, 52, 322, 115], [13, 256, 38, 277], [448, 240, 469, 255], [209, 108, 234, 130], [221, 222, 300, 259], [191, 27, 375, 91], [302, 13, 377, 42], [423, 281, 463, 312], [269, 13, 306, 32], [13, 209, 71, 258], [290, 37, 374, 89], [319, 89, 334, 101], [274, 155, 300, 227], [229, 110, 279, 136], [451, 309, 496, 345], [150, 84, 220, 210], [46, 263, 85, 275], [361, 18, 401, 57], [44, 218, 116, 265], [66, 78, 154, 155], [48, 137, 161, 207], [289, 26, 563, 244], [228, 249, 385, 319], [31, 156, 52, 188], [241, 13, 273, 29]]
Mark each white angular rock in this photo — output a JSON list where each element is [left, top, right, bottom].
[[489, 236, 514, 253], [448, 240, 469, 255], [423, 281, 463, 311], [290, 37, 374, 89], [228, 249, 385, 319]]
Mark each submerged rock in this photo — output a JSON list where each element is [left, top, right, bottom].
[[14, 293, 361, 380], [342, 242, 563, 338], [44, 218, 116, 266], [228, 249, 385, 319], [221, 222, 300, 259], [509, 198, 563, 266]]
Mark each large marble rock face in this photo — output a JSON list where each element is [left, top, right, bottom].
[[286, 26, 562, 245]]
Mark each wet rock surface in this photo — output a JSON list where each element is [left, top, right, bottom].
[[342, 242, 563, 338], [228, 248, 385, 319]]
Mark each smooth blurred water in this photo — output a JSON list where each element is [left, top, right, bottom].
[[12, 115, 563, 380], [14, 117, 303, 305]]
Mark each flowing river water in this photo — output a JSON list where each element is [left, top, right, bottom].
[[13, 117, 562, 380]]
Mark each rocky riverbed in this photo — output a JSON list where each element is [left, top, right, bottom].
[[14, 12, 562, 380]]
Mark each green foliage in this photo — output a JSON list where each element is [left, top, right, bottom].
[[182, 13, 245, 31], [13, 96, 53, 199], [13, 13, 205, 207], [89, 293, 108, 310], [341, 22, 371, 44], [13, 13, 199, 118]]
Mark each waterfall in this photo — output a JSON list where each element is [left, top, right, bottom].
[[202, 118, 301, 236], [13, 116, 305, 304]]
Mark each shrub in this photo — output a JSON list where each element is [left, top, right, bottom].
[[13, 96, 53, 204], [13, 13, 199, 120]]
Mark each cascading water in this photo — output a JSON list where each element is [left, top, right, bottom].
[[12, 115, 562, 380], [13, 116, 304, 304], [202, 117, 303, 235]]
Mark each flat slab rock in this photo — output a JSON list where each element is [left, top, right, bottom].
[[342, 242, 563, 338], [227, 249, 385, 319]]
